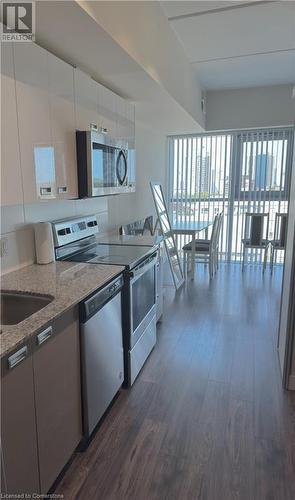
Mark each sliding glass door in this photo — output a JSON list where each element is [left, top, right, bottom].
[[168, 127, 293, 264]]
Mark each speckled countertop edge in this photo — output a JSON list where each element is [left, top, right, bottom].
[[0, 261, 124, 359]]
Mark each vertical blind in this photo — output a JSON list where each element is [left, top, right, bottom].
[[168, 127, 293, 264]]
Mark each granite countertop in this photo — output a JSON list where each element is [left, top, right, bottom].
[[0, 261, 124, 359]]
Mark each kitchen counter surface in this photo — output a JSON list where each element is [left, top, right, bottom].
[[0, 261, 124, 359]]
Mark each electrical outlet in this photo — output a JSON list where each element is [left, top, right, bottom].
[[0, 237, 8, 258]]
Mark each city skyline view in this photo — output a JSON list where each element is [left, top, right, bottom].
[[170, 131, 290, 263]]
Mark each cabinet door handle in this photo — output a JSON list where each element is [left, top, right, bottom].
[[58, 186, 67, 194], [8, 346, 28, 369], [37, 326, 53, 346]]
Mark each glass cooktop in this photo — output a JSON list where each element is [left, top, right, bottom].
[[67, 243, 157, 269], [98, 234, 163, 247]]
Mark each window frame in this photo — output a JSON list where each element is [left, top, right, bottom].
[[233, 129, 293, 202]]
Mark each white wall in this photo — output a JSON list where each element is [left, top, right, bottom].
[[108, 120, 167, 227], [206, 84, 295, 131], [0, 198, 109, 274]]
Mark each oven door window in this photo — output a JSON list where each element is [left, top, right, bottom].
[[131, 266, 156, 332]]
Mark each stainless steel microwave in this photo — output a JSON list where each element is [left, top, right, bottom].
[[76, 131, 135, 198]]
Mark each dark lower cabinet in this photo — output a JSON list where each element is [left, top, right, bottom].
[[1, 306, 82, 495], [1, 344, 40, 495], [33, 307, 82, 493]]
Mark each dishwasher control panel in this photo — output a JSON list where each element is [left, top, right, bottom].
[[83, 275, 123, 321]]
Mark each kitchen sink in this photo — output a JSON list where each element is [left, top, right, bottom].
[[0, 291, 54, 326]]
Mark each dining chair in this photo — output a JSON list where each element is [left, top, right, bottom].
[[216, 212, 224, 271], [269, 213, 288, 273], [241, 212, 269, 272], [182, 213, 222, 279]]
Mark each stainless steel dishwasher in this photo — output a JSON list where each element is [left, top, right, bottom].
[[80, 275, 124, 441]]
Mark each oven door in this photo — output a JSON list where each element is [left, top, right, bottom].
[[129, 253, 157, 348]]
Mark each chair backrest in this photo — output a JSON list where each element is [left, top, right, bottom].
[[244, 212, 269, 246], [274, 213, 288, 248], [120, 219, 143, 236], [120, 216, 154, 236], [209, 213, 221, 250], [217, 212, 223, 242]]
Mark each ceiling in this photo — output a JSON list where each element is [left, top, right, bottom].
[[160, 0, 295, 90]]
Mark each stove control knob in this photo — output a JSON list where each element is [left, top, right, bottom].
[[58, 227, 70, 236]]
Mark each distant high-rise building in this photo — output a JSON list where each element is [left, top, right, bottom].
[[199, 155, 210, 193], [195, 154, 211, 194], [255, 154, 274, 189], [242, 153, 275, 191]]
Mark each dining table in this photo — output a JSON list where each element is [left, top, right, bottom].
[[172, 220, 214, 278]]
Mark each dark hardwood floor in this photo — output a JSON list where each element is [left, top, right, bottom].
[[56, 263, 295, 500]]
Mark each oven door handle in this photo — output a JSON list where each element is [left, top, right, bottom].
[[129, 256, 157, 280]]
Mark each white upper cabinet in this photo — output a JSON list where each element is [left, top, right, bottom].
[[115, 95, 128, 141], [1, 43, 23, 206], [126, 101, 135, 147], [114, 96, 135, 145], [48, 53, 77, 199], [14, 43, 55, 203], [74, 69, 99, 131], [14, 43, 79, 202], [98, 84, 116, 137], [5, 43, 135, 205]]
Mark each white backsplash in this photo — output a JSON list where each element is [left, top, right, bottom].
[[0, 197, 112, 275], [0, 228, 36, 274]]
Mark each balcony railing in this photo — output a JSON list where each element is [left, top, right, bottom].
[[168, 128, 293, 265]]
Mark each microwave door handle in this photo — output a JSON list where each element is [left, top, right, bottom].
[[116, 150, 127, 185]]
